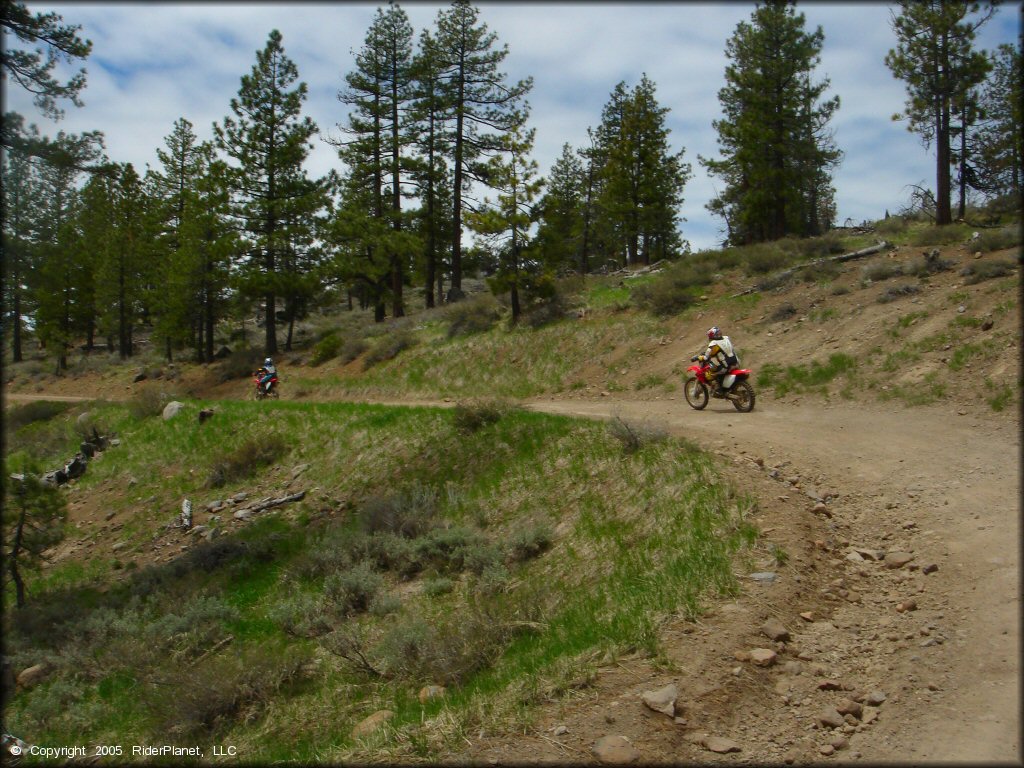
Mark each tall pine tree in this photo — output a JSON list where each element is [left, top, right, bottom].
[[885, 1, 993, 225], [701, 0, 840, 245], [215, 29, 321, 355]]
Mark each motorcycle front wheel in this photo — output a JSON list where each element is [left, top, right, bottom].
[[729, 380, 755, 412], [684, 378, 709, 410]]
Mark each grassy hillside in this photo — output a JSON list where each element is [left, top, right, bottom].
[[3, 398, 757, 762]]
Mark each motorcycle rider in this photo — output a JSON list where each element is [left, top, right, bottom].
[[255, 357, 277, 395], [696, 326, 739, 393]]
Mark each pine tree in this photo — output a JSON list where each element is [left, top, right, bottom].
[[973, 42, 1022, 204], [333, 3, 418, 319], [536, 142, 585, 274], [0, 1, 91, 122], [215, 29, 321, 355], [885, 1, 993, 225], [3, 470, 67, 608], [432, 0, 532, 299], [1, 121, 43, 362], [409, 28, 454, 308], [465, 125, 544, 323], [31, 129, 104, 370], [702, 1, 841, 245]]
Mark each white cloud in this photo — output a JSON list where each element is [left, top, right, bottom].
[[5, 2, 1020, 251]]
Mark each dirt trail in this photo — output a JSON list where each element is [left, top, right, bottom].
[[523, 394, 1019, 763]]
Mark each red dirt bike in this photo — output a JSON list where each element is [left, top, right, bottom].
[[253, 371, 280, 400], [684, 355, 755, 412]]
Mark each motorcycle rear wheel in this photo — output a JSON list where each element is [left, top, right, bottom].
[[729, 380, 755, 412], [684, 378, 709, 410]]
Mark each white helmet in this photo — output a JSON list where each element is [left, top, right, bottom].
[[264, 357, 273, 367]]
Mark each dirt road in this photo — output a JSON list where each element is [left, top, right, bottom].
[[525, 394, 1019, 762]]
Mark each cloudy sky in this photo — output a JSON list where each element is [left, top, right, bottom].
[[4, 1, 1019, 251]]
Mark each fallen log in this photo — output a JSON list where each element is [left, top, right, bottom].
[[730, 240, 891, 298], [233, 490, 306, 521]]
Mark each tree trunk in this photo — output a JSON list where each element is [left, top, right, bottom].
[[265, 291, 277, 355], [12, 290, 22, 363]]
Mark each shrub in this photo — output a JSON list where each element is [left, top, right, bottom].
[[270, 591, 333, 638], [877, 283, 921, 303], [633, 257, 715, 316], [310, 332, 343, 366], [606, 417, 668, 454], [128, 384, 171, 419], [960, 258, 1017, 284], [5, 400, 74, 432], [522, 293, 568, 329], [770, 303, 798, 322], [338, 337, 369, 364], [875, 216, 909, 235], [323, 561, 384, 616], [206, 434, 288, 488], [359, 484, 438, 539], [151, 646, 311, 738], [742, 243, 792, 276], [422, 577, 455, 597], [446, 293, 502, 338], [974, 226, 1021, 253], [797, 259, 841, 283], [452, 398, 510, 433], [413, 526, 484, 574], [507, 523, 553, 562], [363, 330, 417, 369], [831, 284, 850, 296], [861, 261, 904, 282], [910, 223, 970, 247], [216, 347, 263, 382]]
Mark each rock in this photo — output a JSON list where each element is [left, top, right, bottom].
[[702, 736, 741, 754], [162, 401, 185, 421], [76, 411, 93, 429], [862, 706, 879, 725], [799, 611, 815, 622], [884, 552, 914, 569], [866, 690, 887, 706], [189, 525, 210, 537], [749, 572, 777, 584], [817, 707, 845, 729], [854, 548, 883, 561], [233, 509, 254, 521], [553, 725, 569, 736], [214, 345, 232, 360], [981, 318, 994, 331], [831, 735, 849, 750], [896, 599, 918, 613], [112, 542, 127, 552], [291, 463, 311, 479], [351, 709, 394, 739], [733, 650, 751, 662], [836, 698, 863, 719], [846, 551, 864, 563], [17, 663, 49, 689], [202, 528, 219, 541], [762, 618, 790, 642], [110, 438, 121, 447], [922, 563, 939, 575], [749, 648, 777, 667], [232, 492, 248, 502], [133, 370, 147, 383], [641, 683, 678, 716], [198, 408, 215, 423], [418, 684, 445, 704], [820, 744, 835, 756], [817, 680, 844, 691], [813, 502, 830, 516], [592, 735, 640, 764], [105, 511, 116, 521]]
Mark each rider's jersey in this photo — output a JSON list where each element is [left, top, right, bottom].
[[704, 336, 738, 371]]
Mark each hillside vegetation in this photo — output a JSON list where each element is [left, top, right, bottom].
[[2, 216, 1020, 761]]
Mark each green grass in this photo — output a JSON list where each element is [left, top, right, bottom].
[[4, 399, 756, 761], [758, 353, 858, 397]]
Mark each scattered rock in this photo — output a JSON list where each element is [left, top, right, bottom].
[[831, 735, 849, 751], [133, 370, 147, 383], [896, 599, 918, 613], [922, 563, 939, 575], [862, 706, 879, 725], [198, 408, 215, 423], [799, 611, 815, 622], [749, 572, 777, 584], [162, 401, 185, 421], [702, 736, 741, 754], [112, 542, 127, 552], [351, 710, 394, 739], [419, 684, 445, 704], [836, 698, 863, 719], [207, 500, 225, 512], [817, 680, 844, 691], [105, 511, 116, 521], [553, 725, 568, 736], [820, 744, 835, 756], [592, 735, 640, 764], [761, 618, 790, 642], [981, 318, 994, 331], [884, 552, 914, 569], [817, 707, 845, 729], [16, 664, 49, 689], [232, 492, 248, 503], [291, 463, 311, 479], [641, 683, 678, 717], [866, 690, 887, 706], [749, 648, 777, 667]]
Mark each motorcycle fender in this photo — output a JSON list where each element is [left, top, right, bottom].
[[722, 373, 736, 389]]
